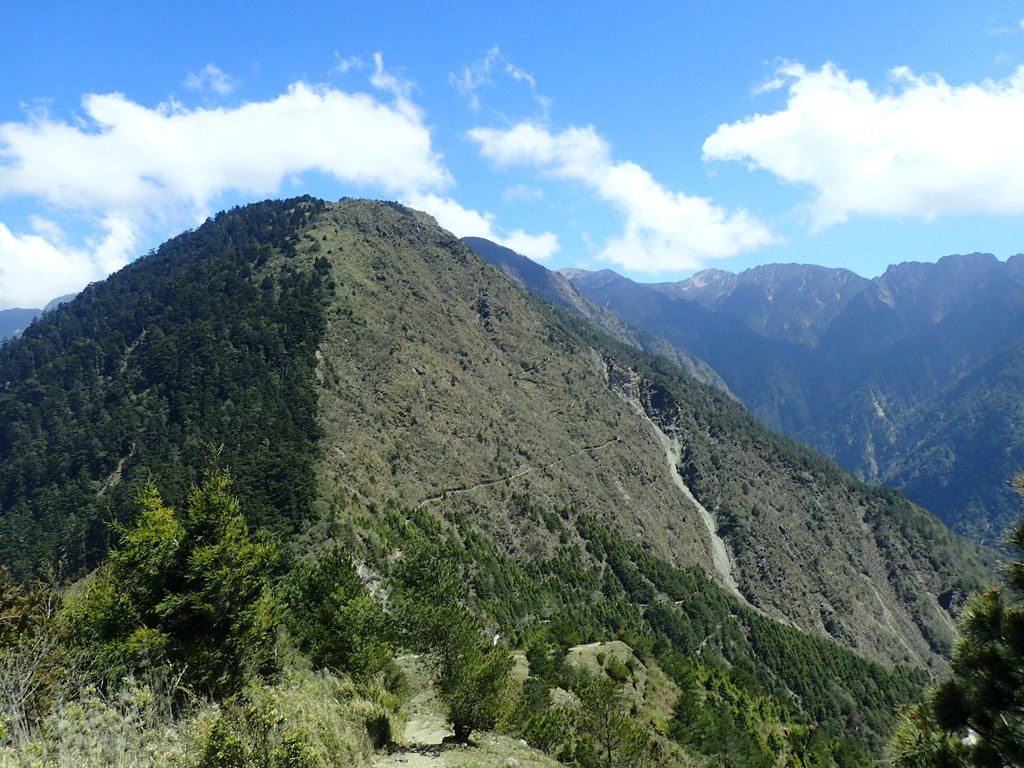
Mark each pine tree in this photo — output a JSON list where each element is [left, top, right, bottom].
[[71, 469, 277, 697], [892, 474, 1024, 768], [392, 541, 512, 742]]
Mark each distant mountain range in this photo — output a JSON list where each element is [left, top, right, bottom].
[[0, 307, 41, 341], [462, 237, 731, 392], [468, 242, 1022, 543], [0, 295, 76, 341]]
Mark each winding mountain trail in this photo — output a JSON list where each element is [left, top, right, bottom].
[[372, 715, 449, 768], [415, 438, 621, 510], [372, 656, 560, 768]]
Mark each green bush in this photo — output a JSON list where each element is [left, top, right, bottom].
[[603, 656, 631, 684], [281, 544, 397, 685], [190, 669, 392, 768], [392, 541, 513, 742], [200, 715, 246, 768], [68, 470, 278, 698], [271, 729, 317, 768]]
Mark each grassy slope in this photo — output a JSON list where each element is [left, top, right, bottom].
[[304, 200, 986, 671]]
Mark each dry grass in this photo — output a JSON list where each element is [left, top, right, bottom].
[[0, 663, 403, 768]]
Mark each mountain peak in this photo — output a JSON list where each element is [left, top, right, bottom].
[[0, 196, 989, 682], [649, 262, 869, 347]]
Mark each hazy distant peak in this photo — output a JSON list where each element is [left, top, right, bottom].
[[877, 252, 999, 281], [871, 252, 1004, 317], [641, 263, 869, 346], [560, 268, 632, 291], [662, 267, 736, 295], [43, 293, 77, 312], [556, 267, 593, 280], [936, 251, 1000, 268], [683, 267, 734, 284]]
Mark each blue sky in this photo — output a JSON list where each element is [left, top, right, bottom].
[[2, 0, 1024, 308]]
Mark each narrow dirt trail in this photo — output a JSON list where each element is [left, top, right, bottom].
[[372, 658, 450, 768], [372, 656, 561, 768], [415, 438, 620, 509]]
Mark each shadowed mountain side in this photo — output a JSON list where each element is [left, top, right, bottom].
[[564, 254, 1024, 543], [558, 268, 816, 435], [0, 295, 77, 342], [0, 308, 41, 341], [651, 264, 870, 347], [463, 236, 731, 395]]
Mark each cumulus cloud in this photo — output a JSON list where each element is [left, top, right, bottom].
[[0, 215, 137, 307], [0, 55, 558, 307], [0, 62, 465, 306], [184, 63, 238, 95], [0, 80, 450, 214], [469, 122, 775, 272], [408, 192, 559, 261], [702, 62, 1024, 228]]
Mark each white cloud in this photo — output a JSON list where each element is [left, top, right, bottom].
[[450, 47, 540, 114], [331, 54, 365, 74], [469, 122, 775, 272], [501, 183, 545, 202], [408, 192, 559, 261], [703, 62, 1024, 228], [0, 80, 449, 214], [0, 54, 555, 307], [0, 64, 460, 306], [368, 52, 416, 104], [184, 63, 238, 95], [0, 215, 137, 307], [500, 229, 558, 260]]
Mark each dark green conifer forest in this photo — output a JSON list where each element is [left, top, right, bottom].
[[0, 198, 331, 577]]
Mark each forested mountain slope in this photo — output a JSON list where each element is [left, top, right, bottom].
[[0, 199, 331, 574], [306, 200, 985, 666], [0, 198, 995, 762], [559, 253, 1024, 543]]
